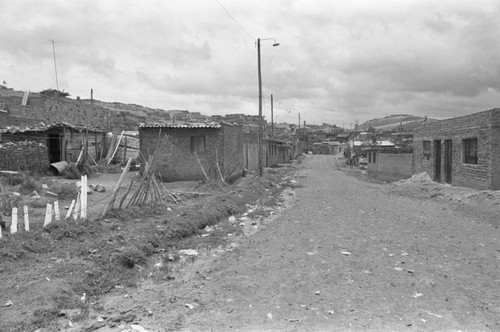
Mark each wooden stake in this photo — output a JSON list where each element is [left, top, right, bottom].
[[107, 131, 124, 164], [215, 149, 224, 182], [76, 148, 84, 164], [118, 177, 135, 210], [23, 205, 29, 231], [87, 150, 98, 166], [73, 193, 81, 220], [54, 201, 60, 221], [44, 203, 53, 227], [101, 158, 132, 218], [10, 207, 18, 234], [66, 199, 75, 219], [80, 175, 87, 219], [194, 152, 208, 180]]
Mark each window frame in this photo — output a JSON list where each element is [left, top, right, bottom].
[[191, 136, 205, 154], [423, 140, 431, 160], [463, 138, 478, 164]]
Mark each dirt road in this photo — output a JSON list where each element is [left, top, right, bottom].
[[90, 155, 499, 331]]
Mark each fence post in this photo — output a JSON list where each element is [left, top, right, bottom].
[[54, 201, 60, 221], [66, 199, 75, 219], [73, 193, 81, 220], [10, 207, 18, 234], [44, 203, 53, 227], [80, 175, 87, 219], [23, 205, 29, 231]]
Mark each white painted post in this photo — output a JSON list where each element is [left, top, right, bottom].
[[66, 199, 75, 219], [53, 201, 60, 221], [80, 175, 87, 219], [73, 193, 81, 220], [23, 205, 29, 231], [10, 207, 18, 234], [44, 203, 53, 227]]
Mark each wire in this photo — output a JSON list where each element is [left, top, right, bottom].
[[213, 0, 255, 40]]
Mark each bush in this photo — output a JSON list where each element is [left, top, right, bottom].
[[4, 174, 24, 186], [19, 176, 41, 195], [49, 183, 78, 200], [61, 164, 81, 179]]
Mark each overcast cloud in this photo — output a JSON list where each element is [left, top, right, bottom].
[[1, 0, 499, 126]]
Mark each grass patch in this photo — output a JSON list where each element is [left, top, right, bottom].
[[48, 182, 79, 200]]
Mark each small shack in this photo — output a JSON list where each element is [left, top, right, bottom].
[[0, 122, 106, 164], [139, 122, 244, 182], [365, 147, 414, 178], [266, 138, 292, 167]]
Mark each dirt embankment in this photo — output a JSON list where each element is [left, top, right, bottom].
[[0, 164, 299, 332]]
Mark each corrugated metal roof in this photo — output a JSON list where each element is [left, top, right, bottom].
[[139, 121, 232, 129], [0, 122, 105, 133]]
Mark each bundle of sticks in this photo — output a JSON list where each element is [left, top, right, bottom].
[[101, 133, 181, 218]]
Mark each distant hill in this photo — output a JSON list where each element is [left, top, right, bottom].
[[358, 114, 437, 132]]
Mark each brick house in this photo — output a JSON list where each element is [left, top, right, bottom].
[[138, 122, 243, 182], [413, 108, 500, 190]]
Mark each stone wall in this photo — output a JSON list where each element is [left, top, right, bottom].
[[413, 109, 500, 190], [0, 141, 49, 172], [0, 94, 154, 131]]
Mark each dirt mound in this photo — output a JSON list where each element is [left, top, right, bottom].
[[396, 171, 433, 185]]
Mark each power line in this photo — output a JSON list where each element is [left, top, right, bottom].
[[213, 0, 255, 40]]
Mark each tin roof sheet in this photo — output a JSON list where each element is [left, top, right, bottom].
[[139, 121, 240, 129]]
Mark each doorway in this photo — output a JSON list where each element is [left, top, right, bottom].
[[444, 140, 452, 184], [47, 133, 62, 163], [434, 140, 441, 182]]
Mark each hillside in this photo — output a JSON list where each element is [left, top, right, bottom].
[[359, 114, 437, 131]]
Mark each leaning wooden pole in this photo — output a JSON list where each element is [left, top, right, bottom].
[[101, 158, 133, 218]]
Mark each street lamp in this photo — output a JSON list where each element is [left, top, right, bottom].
[[257, 37, 279, 176]]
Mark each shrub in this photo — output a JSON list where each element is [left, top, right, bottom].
[[19, 176, 41, 195], [61, 164, 81, 179], [49, 183, 78, 200]]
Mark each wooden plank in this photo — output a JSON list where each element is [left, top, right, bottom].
[[107, 131, 125, 164], [44, 203, 53, 227], [24, 205, 29, 231], [10, 207, 18, 234]]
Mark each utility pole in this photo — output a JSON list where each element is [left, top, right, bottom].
[[271, 94, 274, 137], [257, 37, 279, 177], [49, 40, 59, 90], [257, 38, 263, 177]]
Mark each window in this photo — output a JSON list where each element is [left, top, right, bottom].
[[423, 141, 431, 160], [368, 153, 372, 163], [463, 138, 478, 164], [191, 136, 205, 153], [373, 152, 376, 163]]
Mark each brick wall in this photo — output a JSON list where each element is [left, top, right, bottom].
[[0, 141, 49, 171], [368, 152, 413, 177], [139, 125, 243, 182], [413, 109, 500, 190]]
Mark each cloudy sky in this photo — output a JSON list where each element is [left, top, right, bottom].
[[1, 0, 500, 127]]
